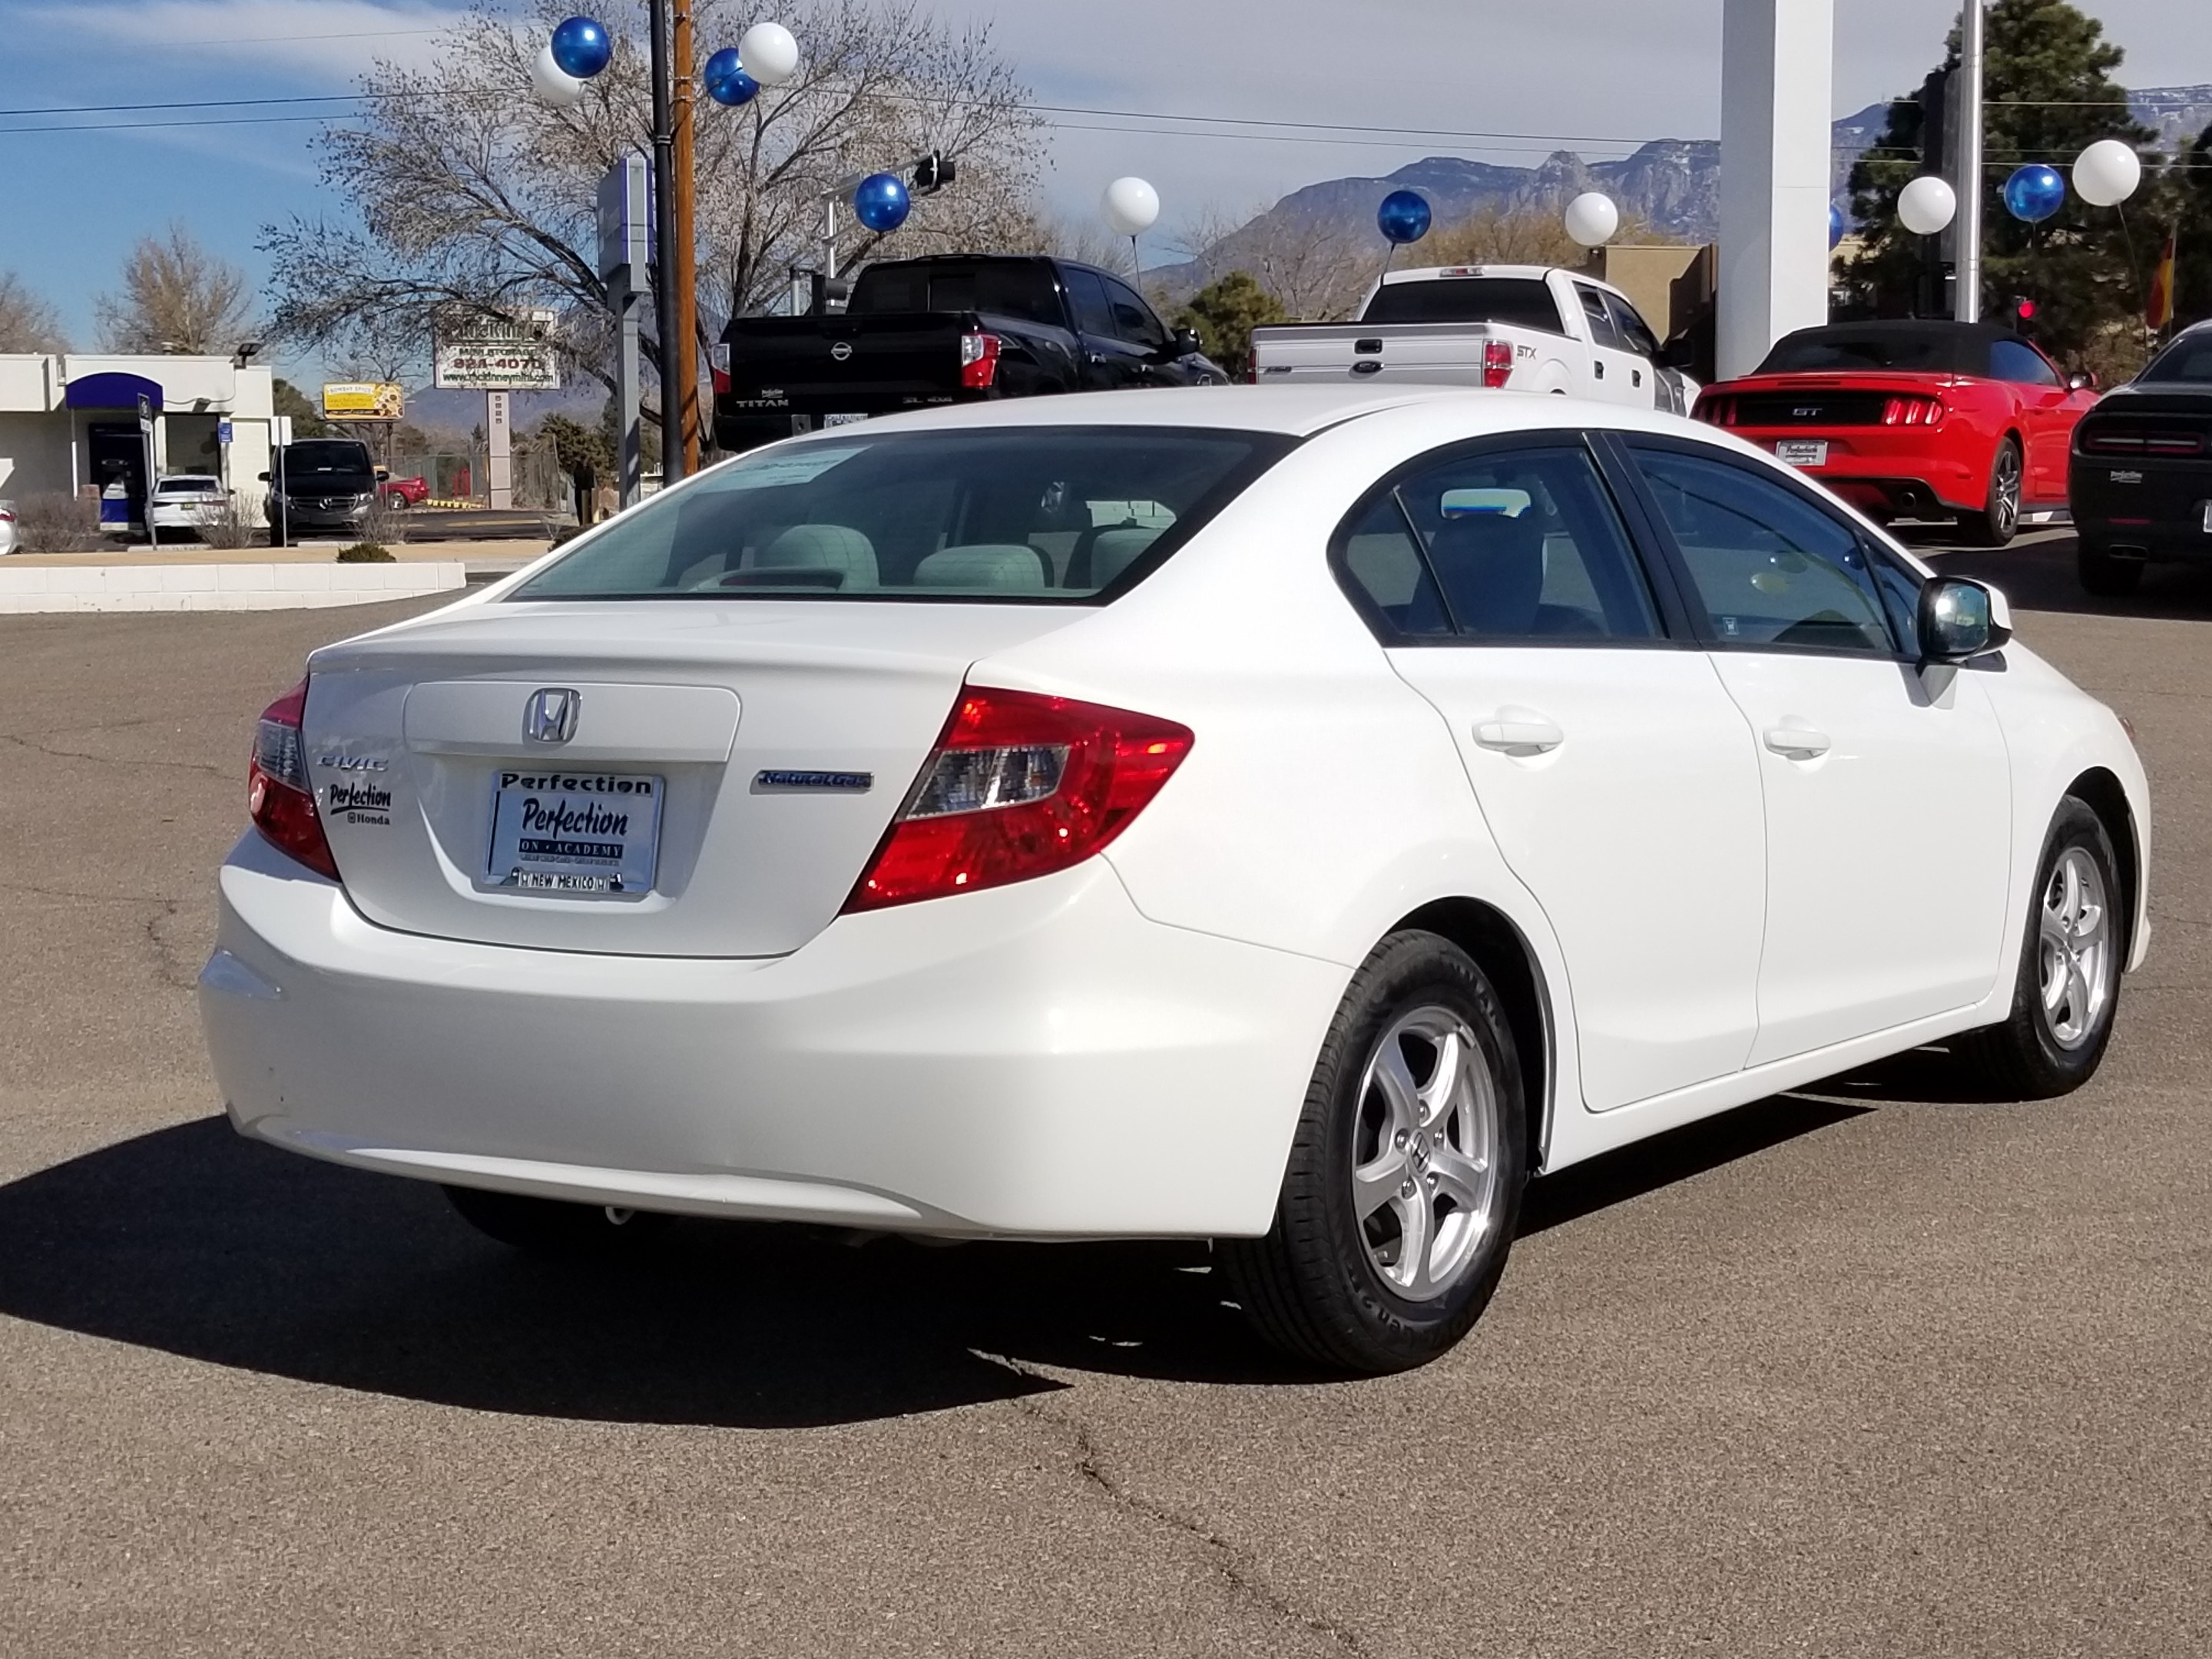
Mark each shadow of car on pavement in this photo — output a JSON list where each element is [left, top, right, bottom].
[[0, 1088, 1891, 1422]]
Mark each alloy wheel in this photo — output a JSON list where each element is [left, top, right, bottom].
[[2039, 846, 2113, 1050], [1349, 1005, 1501, 1301], [1991, 445, 2022, 539]]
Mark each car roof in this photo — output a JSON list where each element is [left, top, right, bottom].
[[760, 384, 1707, 442], [1378, 264, 1558, 284]]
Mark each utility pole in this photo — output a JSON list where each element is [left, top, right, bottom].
[[671, 0, 700, 475], [647, 0, 686, 487], [1955, 0, 1985, 323]]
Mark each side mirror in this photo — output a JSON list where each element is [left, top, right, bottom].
[[375, 466, 391, 481], [1660, 334, 1698, 370], [1919, 576, 2012, 661], [1171, 326, 1203, 359], [2068, 370, 2098, 392], [257, 470, 270, 482]]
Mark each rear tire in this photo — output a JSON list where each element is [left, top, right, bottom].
[[443, 1184, 674, 1258], [1954, 798, 2126, 1098], [2077, 540, 2144, 597], [1961, 436, 2023, 548], [1220, 931, 1527, 1374]]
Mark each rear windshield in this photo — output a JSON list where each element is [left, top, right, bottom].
[[849, 262, 1064, 326], [1362, 276, 1564, 333], [2139, 334, 2212, 384], [277, 440, 374, 476], [157, 476, 220, 492], [1757, 328, 1974, 374], [513, 426, 1297, 603]]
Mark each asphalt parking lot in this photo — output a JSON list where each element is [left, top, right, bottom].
[[2, 534, 2207, 1657]]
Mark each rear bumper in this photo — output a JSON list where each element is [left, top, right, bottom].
[[2071, 458, 2212, 558], [199, 833, 1343, 1238], [1732, 428, 1987, 514]]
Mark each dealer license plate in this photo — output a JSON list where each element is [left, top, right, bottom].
[[486, 770, 663, 895], [1775, 439, 1829, 467], [821, 412, 869, 427]]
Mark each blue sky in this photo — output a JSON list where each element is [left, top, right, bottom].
[[5, 0, 2207, 385]]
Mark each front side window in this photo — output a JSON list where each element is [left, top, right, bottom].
[[1335, 444, 1660, 642], [1603, 293, 1664, 359], [512, 427, 1293, 602], [1103, 278, 1169, 350], [1631, 445, 1895, 654], [1990, 339, 2061, 387]]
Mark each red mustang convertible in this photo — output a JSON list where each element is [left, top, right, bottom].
[[1694, 320, 2098, 545]]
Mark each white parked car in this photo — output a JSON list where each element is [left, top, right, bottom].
[[1251, 265, 1698, 413], [147, 473, 231, 544], [199, 386, 2150, 1373]]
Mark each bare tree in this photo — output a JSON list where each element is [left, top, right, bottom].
[[1168, 204, 1371, 321], [261, 0, 1047, 402], [94, 226, 257, 354], [0, 272, 70, 353]]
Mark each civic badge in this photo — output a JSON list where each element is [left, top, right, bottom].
[[523, 687, 581, 745]]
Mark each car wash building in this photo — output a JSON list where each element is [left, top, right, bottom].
[[0, 354, 276, 535]]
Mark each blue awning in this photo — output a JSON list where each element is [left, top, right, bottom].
[[64, 371, 164, 412]]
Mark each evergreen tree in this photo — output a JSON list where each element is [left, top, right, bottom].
[[1174, 272, 1288, 380], [1841, 0, 2154, 363]]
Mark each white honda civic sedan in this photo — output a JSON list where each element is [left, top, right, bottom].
[[200, 386, 2149, 1373]]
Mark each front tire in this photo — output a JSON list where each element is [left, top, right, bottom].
[[443, 1184, 674, 1258], [1221, 931, 1527, 1374], [2078, 539, 2144, 597], [1961, 436, 2022, 547], [1955, 798, 2126, 1098]]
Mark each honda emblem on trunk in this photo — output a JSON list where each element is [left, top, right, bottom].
[[524, 688, 581, 745]]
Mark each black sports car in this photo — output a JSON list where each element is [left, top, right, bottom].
[[2070, 321, 2212, 594]]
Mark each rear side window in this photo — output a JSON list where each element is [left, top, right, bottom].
[[1336, 445, 1661, 642], [1631, 445, 1894, 654], [1360, 277, 1565, 333], [1575, 286, 1628, 349], [514, 427, 1295, 602], [1064, 268, 1117, 337]]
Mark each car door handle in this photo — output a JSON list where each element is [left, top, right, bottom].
[[1593, 361, 1605, 379], [1763, 724, 1832, 759], [1474, 713, 1565, 754]]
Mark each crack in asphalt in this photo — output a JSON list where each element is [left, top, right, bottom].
[[0, 728, 229, 779], [980, 1355, 1369, 1657], [0, 884, 202, 992]]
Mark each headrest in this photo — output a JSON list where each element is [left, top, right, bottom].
[[1085, 527, 1164, 588], [753, 524, 878, 587], [1427, 512, 1545, 636], [912, 544, 1048, 590]]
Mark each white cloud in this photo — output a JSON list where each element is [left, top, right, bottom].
[[30, 0, 472, 81]]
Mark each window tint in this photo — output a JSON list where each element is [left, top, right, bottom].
[[1603, 292, 1663, 359], [1989, 338, 2061, 386], [278, 441, 374, 477], [1575, 285, 1627, 350], [1103, 277, 1169, 349], [2140, 334, 2212, 383], [514, 428, 1293, 602], [1343, 445, 1660, 641], [849, 261, 1063, 325], [1336, 496, 1455, 637], [1867, 547, 1925, 657], [1360, 276, 1564, 333], [1063, 268, 1117, 338], [1632, 446, 1895, 654]]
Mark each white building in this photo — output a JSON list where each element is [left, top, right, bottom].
[[0, 354, 276, 530]]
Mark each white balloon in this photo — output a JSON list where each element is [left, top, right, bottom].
[[531, 43, 587, 107], [1562, 191, 1619, 248], [738, 22, 800, 86], [1896, 174, 1958, 237], [1102, 177, 1161, 238], [2073, 138, 2141, 207]]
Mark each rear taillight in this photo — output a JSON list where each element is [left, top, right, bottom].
[[1881, 393, 1945, 426], [247, 677, 339, 881], [1481, 339, 1514, 389], [843, 687, 1193, 912], [959, 332, 1002, 390], [1693, 394, 1731, 426], [708, 341, 731, 396], [0, 508, 15, 523], [2085, 429, 2203, 455]]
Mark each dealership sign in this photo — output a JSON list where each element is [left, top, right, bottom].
[[432, 307, 562, 391], [323, 382, 404, 421]]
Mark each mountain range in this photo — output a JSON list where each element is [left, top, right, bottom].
[[1159, 86, 2211, 301]]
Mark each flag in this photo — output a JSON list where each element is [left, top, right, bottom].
[[2147, 230, 2177, 333]]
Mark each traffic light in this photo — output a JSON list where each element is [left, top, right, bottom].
[[2010, 295, 2038, 332], [911, 151, 955, 194]]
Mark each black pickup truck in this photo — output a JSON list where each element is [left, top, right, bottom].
[[711, 254, 1227, 452]]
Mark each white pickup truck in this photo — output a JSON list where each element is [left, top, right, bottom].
[[1249, 263, 1697, 413]]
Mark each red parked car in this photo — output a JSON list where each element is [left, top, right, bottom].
[[382, 475, 429, 510], [1694, 320, 2098, 545]]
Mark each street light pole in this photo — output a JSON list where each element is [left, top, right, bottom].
[[1955, 0, 1985, 323], [647, 0, 686, 486]]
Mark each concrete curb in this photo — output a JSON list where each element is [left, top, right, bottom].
[[0, 560, 469, 613]]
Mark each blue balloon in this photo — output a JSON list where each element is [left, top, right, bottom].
[[550, 15, 612, 79], [704, 48, 758, 106], [2003, 163, 2066, 224], [853, 172, 911, 233], [1377, 189, 1432, 246], [1828, 203, 1846, 249]]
